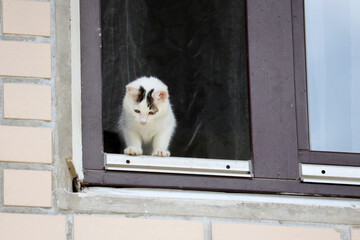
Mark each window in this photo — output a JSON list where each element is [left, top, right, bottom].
[[304, 0, 360, 153], [299, 0, 360, 186], [100, 0, 252, 177], [80, 0, 360, 197], [102, 0, 251, 160]]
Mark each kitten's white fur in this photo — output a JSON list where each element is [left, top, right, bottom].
[[119, 76, 176, 157]]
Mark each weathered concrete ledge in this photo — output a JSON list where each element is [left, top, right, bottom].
[[56, 187, 360, 226]]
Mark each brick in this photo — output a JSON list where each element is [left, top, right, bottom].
[[212, 222, 340, 240], [0, 125, 52, 164], [0, 213, 65, 240], [4, 169, 52, 207], [0, 41, 51, 78], [4, 83, 52, 121], [2, 0, 50, 37], [352, 229, 360, 240], [74, 216, 204, 240]]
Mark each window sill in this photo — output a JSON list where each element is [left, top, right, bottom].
[[55, 187, 360, 225]]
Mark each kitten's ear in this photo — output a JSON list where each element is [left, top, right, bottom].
[[126, 86, 139, 99], [152, 90, 168, 102]]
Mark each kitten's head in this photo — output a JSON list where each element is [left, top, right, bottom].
[[124, 77, 169, 125]]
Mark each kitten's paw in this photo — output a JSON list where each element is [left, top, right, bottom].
[[152, 149, 170, 157], [124, 146, 142, 156]]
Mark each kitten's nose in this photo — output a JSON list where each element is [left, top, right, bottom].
[[140, 121, 147, 125]]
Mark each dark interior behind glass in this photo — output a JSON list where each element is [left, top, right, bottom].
[[101, 0, 251, 160]]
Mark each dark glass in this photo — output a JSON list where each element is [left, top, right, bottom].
[[101, 0, 251, 160]]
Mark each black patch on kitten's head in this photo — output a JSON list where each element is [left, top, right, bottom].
[[137, 86, 146, 103], [147, 89, 156, 110]]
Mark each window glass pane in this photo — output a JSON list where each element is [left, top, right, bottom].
[[101, 0, 251, 160], [305, 0, 360, 153]]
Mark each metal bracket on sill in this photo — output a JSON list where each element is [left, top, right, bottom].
[[300, 164, 360, 186], [105, 153, 252, 178]]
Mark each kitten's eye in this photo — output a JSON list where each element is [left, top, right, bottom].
[[149, 111, 156, 115], [134, 109, 140, 113]]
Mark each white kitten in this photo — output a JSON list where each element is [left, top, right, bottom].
[[119, 76, 176, 157]]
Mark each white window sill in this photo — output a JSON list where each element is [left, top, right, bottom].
[[55, 187, 360, 225]]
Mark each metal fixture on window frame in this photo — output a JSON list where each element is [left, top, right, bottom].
[[300, 164, 360, 186], [105, 154, 252, 178]]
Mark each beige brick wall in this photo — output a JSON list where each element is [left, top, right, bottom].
[[353, 230, 360, 240], [0, 41, 51, 78], [0, 0, 55, 236], [212, 222, 341, 240], [2, 0, 50, 36], [4, 83, 52, 121], [74, 216, 204, 240], [0, 125, 52, 163], [0, 213, 66, 240], [4, 169, 52, 207]]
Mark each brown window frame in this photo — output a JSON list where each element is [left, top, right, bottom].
[[80, 0, 360, 197]]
